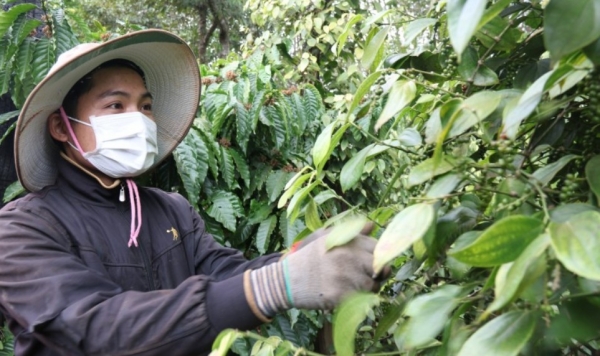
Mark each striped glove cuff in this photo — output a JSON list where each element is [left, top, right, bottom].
[[244, 261, 292, 320]]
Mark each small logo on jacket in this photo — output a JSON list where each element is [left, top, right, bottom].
[[166, 227, 179, 241]]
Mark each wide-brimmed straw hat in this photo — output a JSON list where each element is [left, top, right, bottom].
[[15, 29, 200, 192]]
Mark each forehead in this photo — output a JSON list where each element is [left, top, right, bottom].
[[88, 66, 147, 92]]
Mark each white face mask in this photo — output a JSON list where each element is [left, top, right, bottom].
[[64, 111, 158, 178]]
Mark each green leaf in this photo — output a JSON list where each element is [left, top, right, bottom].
[[449, 215, 544, 267], [375, 80, 416, 131], [219, 146, 236, 190], [53, 16, 78, 57], [347, 71, 381, 120], [173, 130, 208, 208], [287, 181, 319, 222], [485, 233, 550, 315], [207, 191, 243, 232], [402, 18, 437, 46], [333, 293, 380, 356], [2, 180, 24, 203], [544, 0, 600, 61], [549, 210, 600, 280], [373, 203, 435, 274], [586, 155, 600, 201], [395, 285, 463, 350], [397, 128, 422, 147], [325, 215, 367, 250], [458, 47, 499, 86], [502, 70, 553, 139], [0, 121, 15, 145], [211, 329, 241, 356], [228, 148, 250, 188], [303, 84, 323, 122], [426, 174, 463, 199], [279, 213, 305, 248], [235, 101, 252, 153], [449, 91, 502, 138], [530, 154, 577, 186], [312, 122, 334, 169], [278, 171, 312, 209], [304, 198, 322, 231], [457, 310, 536, 356], [267, 170, 290, 203], [14, 37, 34, 82], [477, 0, 513, 30], [407, 156, 457, 187], [550, 203, 600, 223], [362, 26, 389, 72], [256, 215, 277, 254], [340, 145, 373, 192], [0, 3, 36, 38], [447, 0, 488, 57], [0, 110, 19, 126], [31, 37, 54, 85], [336, 14, 364, 55]]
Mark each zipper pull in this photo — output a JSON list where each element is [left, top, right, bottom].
[[119, 184, 125, 202]]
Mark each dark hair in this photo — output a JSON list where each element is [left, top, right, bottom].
[[61, 59, 146, 117]]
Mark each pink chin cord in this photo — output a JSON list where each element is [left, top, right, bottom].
[[59, 107, 142, 248]]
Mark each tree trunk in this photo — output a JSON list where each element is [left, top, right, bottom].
[[206, 0, 230, 58], [196, 4, 209, 63]]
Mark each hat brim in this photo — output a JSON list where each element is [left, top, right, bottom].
[[15, 29, 200, 192]]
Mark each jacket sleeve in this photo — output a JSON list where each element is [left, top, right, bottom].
[[0, 205, 264, 356], [185, 201, 282, 280]]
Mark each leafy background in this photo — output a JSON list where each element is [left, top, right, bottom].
[[2, 0, 600, 355]]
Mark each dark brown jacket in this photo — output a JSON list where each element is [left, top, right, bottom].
[[0, 157, 279, 355]]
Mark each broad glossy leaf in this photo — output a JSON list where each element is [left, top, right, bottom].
[[449, 215, 543, 267], [395, 285, 462, 350], [403, 18, 437, 45], [362, 26, 389, 71], [397, 128, 422, 147], [407, 156, 457, 187], [256, 215, 277, 254], [586, 155, 600, 202], [425, 107, 442, 145], [502, 71, 553, 139], [549, 211, 600, 280], [550, 203, 600, 223], [340, 145, 372, 192], [0, 3, 36, 38], [336, 14, 364, 55], [448, 0, 488, 56], [373, 203, 435, 274], [477, 0, 513, 30], [312, 123, 334, 169], [426, 174, 463, 199], [457, 310, 536, 356], [267, 170, 290, 203], [333, 293, 380, 356], [458, 47, 499, 86], [375, 80, 416, 131], [173, 131, 208, 208], [449, 91, 502, 137], [548, 54, 592, 98], [304, 198, 322, 231], [326, 215, 367, 250], [347, 71, 381, 120], [287, 181, 319, 222], [279, 214, 305, 248], [486, 233, 550, 315], [531, 154, 577, 186], [544, 0, 600, 61], [0, 110, 19, 126]]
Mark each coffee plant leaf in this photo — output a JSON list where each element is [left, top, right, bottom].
[[457, 310, 537, 356], [448, 215, 543, 267], [373, 203, 435, 274], [447, 0, 487, 56], [549, 210, 600, 281], [544, 0, 600, 61], [325, 214, 367, 250], [333, 293, 380, 356]]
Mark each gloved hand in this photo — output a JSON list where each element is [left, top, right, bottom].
[[244, 224, 389, 319]]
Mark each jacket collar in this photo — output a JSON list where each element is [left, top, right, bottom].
[[56, 152, 123, 206]]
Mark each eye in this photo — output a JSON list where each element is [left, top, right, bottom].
[[142, 103, 153, 112], [106, 102, 123, 110]]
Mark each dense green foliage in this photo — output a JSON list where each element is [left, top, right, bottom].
[[2, 0, 600, 355]]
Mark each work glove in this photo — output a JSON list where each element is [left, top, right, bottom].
[[244, 224, 389, 320]]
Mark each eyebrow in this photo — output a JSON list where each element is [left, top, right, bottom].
[[97, 90, 153, 100]]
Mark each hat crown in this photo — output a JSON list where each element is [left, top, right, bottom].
[[48, 43, 100, 76]]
